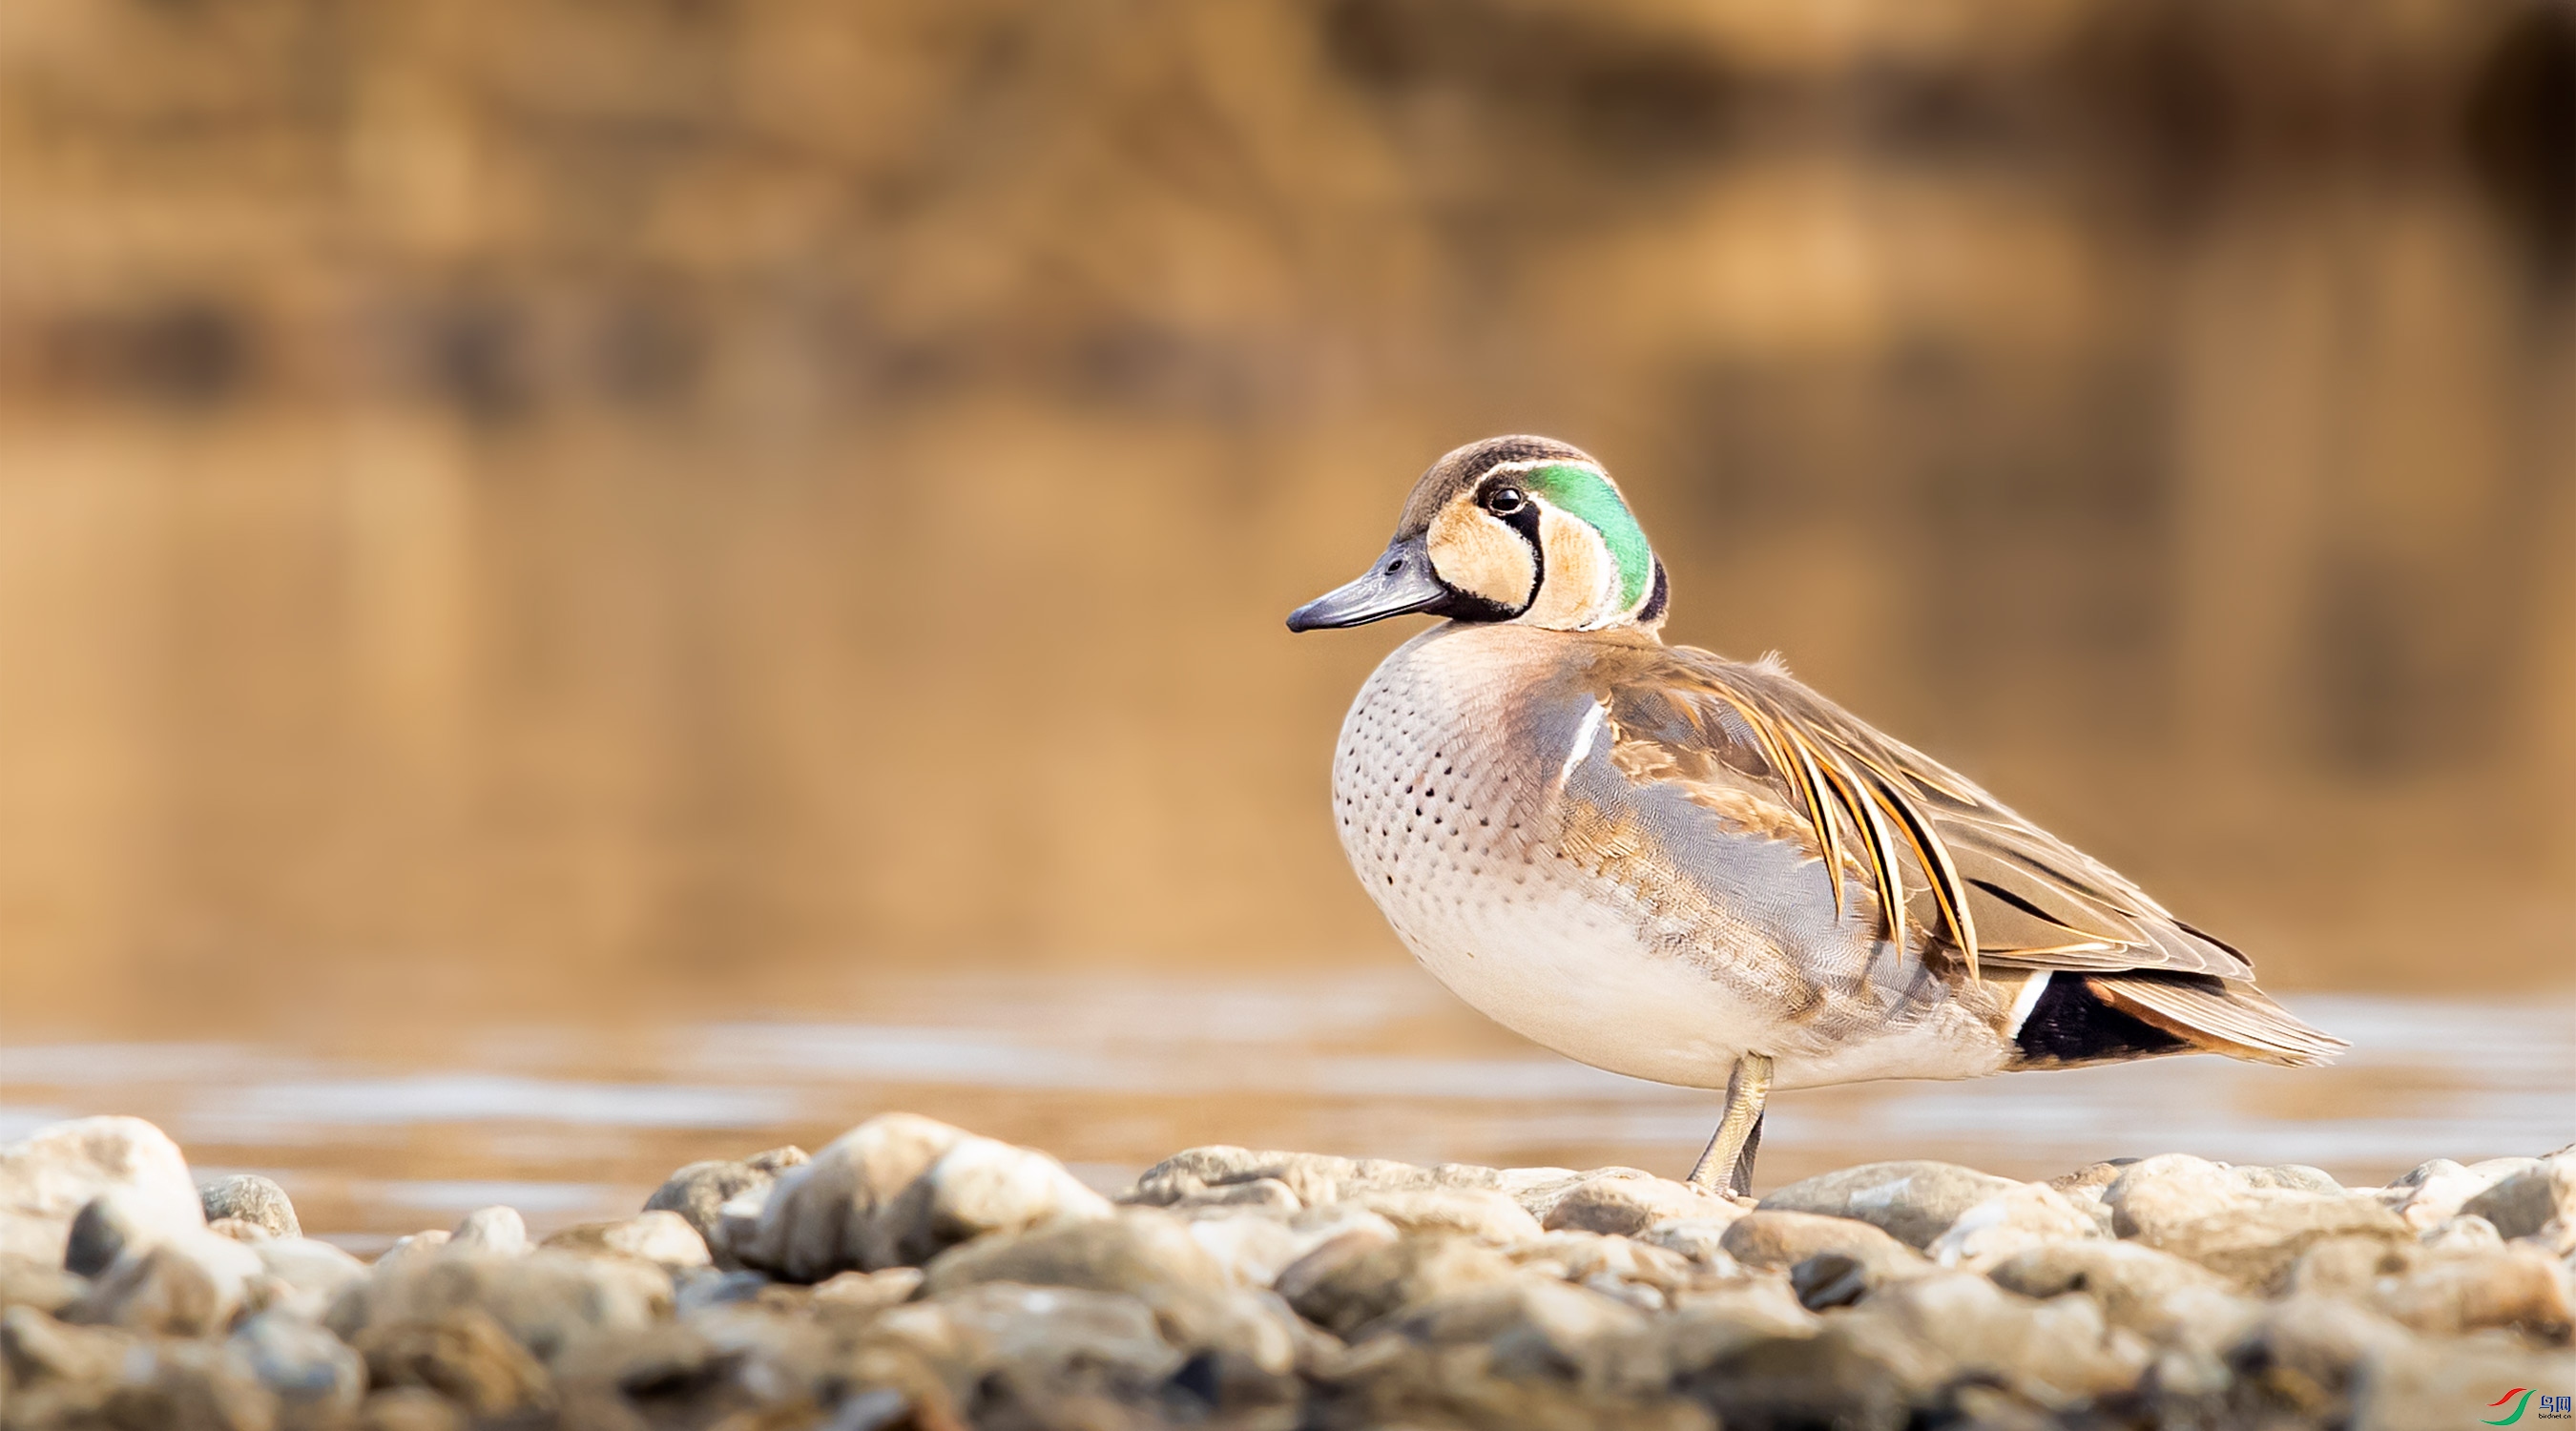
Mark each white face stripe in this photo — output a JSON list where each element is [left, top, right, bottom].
[[1476, 457, 1610, 481], [2004, 969, 2053, 1038], [1558, 699, 1609, 790]]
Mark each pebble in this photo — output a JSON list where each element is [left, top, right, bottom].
[[1127, 1145, 1420, 1210], [1635, 1216, 1745, 1272], [352, 1303, 552, 1416], [249, 1234, 370, 1320], [2134, 1192, 2412, 1292], [1372, 1275, 1652, 1384], [723, 1113, 1111, 1281], [868, 1280, 1185, 1408], [360, 1386, 473, 1431], [0, 1258, 86, 1316], [1655, 1276, 1819, 1367], [1718, 1209, 1931, 1279], [921, 1206, 1305, 1383], [1542, 1172, 1743, 1236], [924, 1206, 1230, 1301], [1350, 1186, 1546, 1242], [2100, 1152, 2348, 1243], [2293, 1234, 2576, 1338], [63, 1189, 167, 1276], [1282, 1232, 1525, 1338], [1179, 1200, 1400, 1288], [2419, 1211, 2505, 1252], [1985, 1238, 2251, 1351], [199, 1173, 301, 1239], [230, 1305, 366, 1417], [810, 1265, 925, 1314], [8, 1110, 2575, 1431], [1839, 1269, 2154, 1407], [903, 1133, 1116, 1264], [2377, 1155, 2528, 1230], [2462, 1153, 2576, 1242], [1506, 1230, 1701, 1303], [1756, 1160, 2023, 1249], [0, 1116, 203, 1272], [1126, 1143, 1605, 1223], [326, 1248, 672, 1364], [0, 1305, 278, 1430], [641, 1144, 807, 1259], [447, 1205, 529, 1256], [539, 1209, 712, 1268], [66, 1229, 267, 1336], [1926, 1180, 2106, 1266], [372, 1229, 451, 1272]]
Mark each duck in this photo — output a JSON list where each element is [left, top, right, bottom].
[[1286, 435, 2343, 1196]]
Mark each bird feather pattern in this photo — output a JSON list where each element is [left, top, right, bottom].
[[1583, 639, 2344, 1065]]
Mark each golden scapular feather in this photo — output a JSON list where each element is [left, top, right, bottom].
[[1591, 643, 2279, 991]]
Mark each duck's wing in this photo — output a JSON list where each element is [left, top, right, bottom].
[[1587, 641, 2345, 1067]]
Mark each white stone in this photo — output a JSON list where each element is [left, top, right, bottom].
[[906, 1135, 1114, 1264], [1930, 1182, 2105, 1266], [1181, 1203, 1399, 1287], [543, 1210, 713, 1268], [1351, 1187, 1545, 1243], [1637, 1216, 1748, 1273], [327, 1249, 670, 1362], [725, 1112, 967, 1279], [248, 1236, 368, 1320], [2462, 1155, 2576, 1243], [450, 1205, 530, 1255], [1543, 1173, 1743, 1236], [2378, 1157, 2532, 1231], [726, 1114, 1112, 1279], [0, 1117, 201, 1270], [373, 1229, 451, 1270]]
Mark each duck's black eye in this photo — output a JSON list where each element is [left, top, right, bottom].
[[1483, 486, 1527, 516]]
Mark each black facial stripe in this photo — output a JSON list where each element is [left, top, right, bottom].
[[1636, 561, 1669, 623], [1500, 501, 1544, 608], [1422, 586, 1523, 623]]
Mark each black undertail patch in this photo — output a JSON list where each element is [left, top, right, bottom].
[[2012, 974, 2191, 1067]]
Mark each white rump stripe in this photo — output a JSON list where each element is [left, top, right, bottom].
[[2005, 969, 2053, 1037]]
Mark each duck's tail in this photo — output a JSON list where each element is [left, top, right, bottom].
[[2090, 974, 2347, 1066], [2008, 969, 2346, 1068]]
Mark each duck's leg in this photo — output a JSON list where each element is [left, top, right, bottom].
[[1685, 1051, 1774, 1196]]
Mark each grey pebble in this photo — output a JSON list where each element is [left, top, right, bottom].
[[199, 1172, 301, 1239]]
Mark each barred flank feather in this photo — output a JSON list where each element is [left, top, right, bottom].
[[1592, 639, 2345, 1070]]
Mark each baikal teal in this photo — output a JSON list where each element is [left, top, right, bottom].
[[1286, 434, 2344, 1196]]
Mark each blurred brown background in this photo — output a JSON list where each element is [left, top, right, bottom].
[[4, 0, 2574, 1060]]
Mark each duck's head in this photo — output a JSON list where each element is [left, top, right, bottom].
[[1287, 435, 1667, 635]]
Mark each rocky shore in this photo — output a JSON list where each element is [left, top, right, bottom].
[[2, 1114, 2571, 1429]]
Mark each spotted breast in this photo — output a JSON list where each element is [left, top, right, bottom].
[[1331, 620, 2014, 1091]]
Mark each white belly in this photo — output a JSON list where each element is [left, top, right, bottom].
[[1389, 878, 1782, 1089]]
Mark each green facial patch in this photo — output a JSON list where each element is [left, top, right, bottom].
[[1527, 464, 1652, 609]]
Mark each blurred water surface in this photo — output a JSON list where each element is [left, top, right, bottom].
[[2, 1, 2573, 1232], [2, 974, 2568, 1248]]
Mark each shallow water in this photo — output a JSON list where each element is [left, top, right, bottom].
[[5, 970, 2566, 1250]]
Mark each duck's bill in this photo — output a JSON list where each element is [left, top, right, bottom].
[[1285, 537, 1448, 632]]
